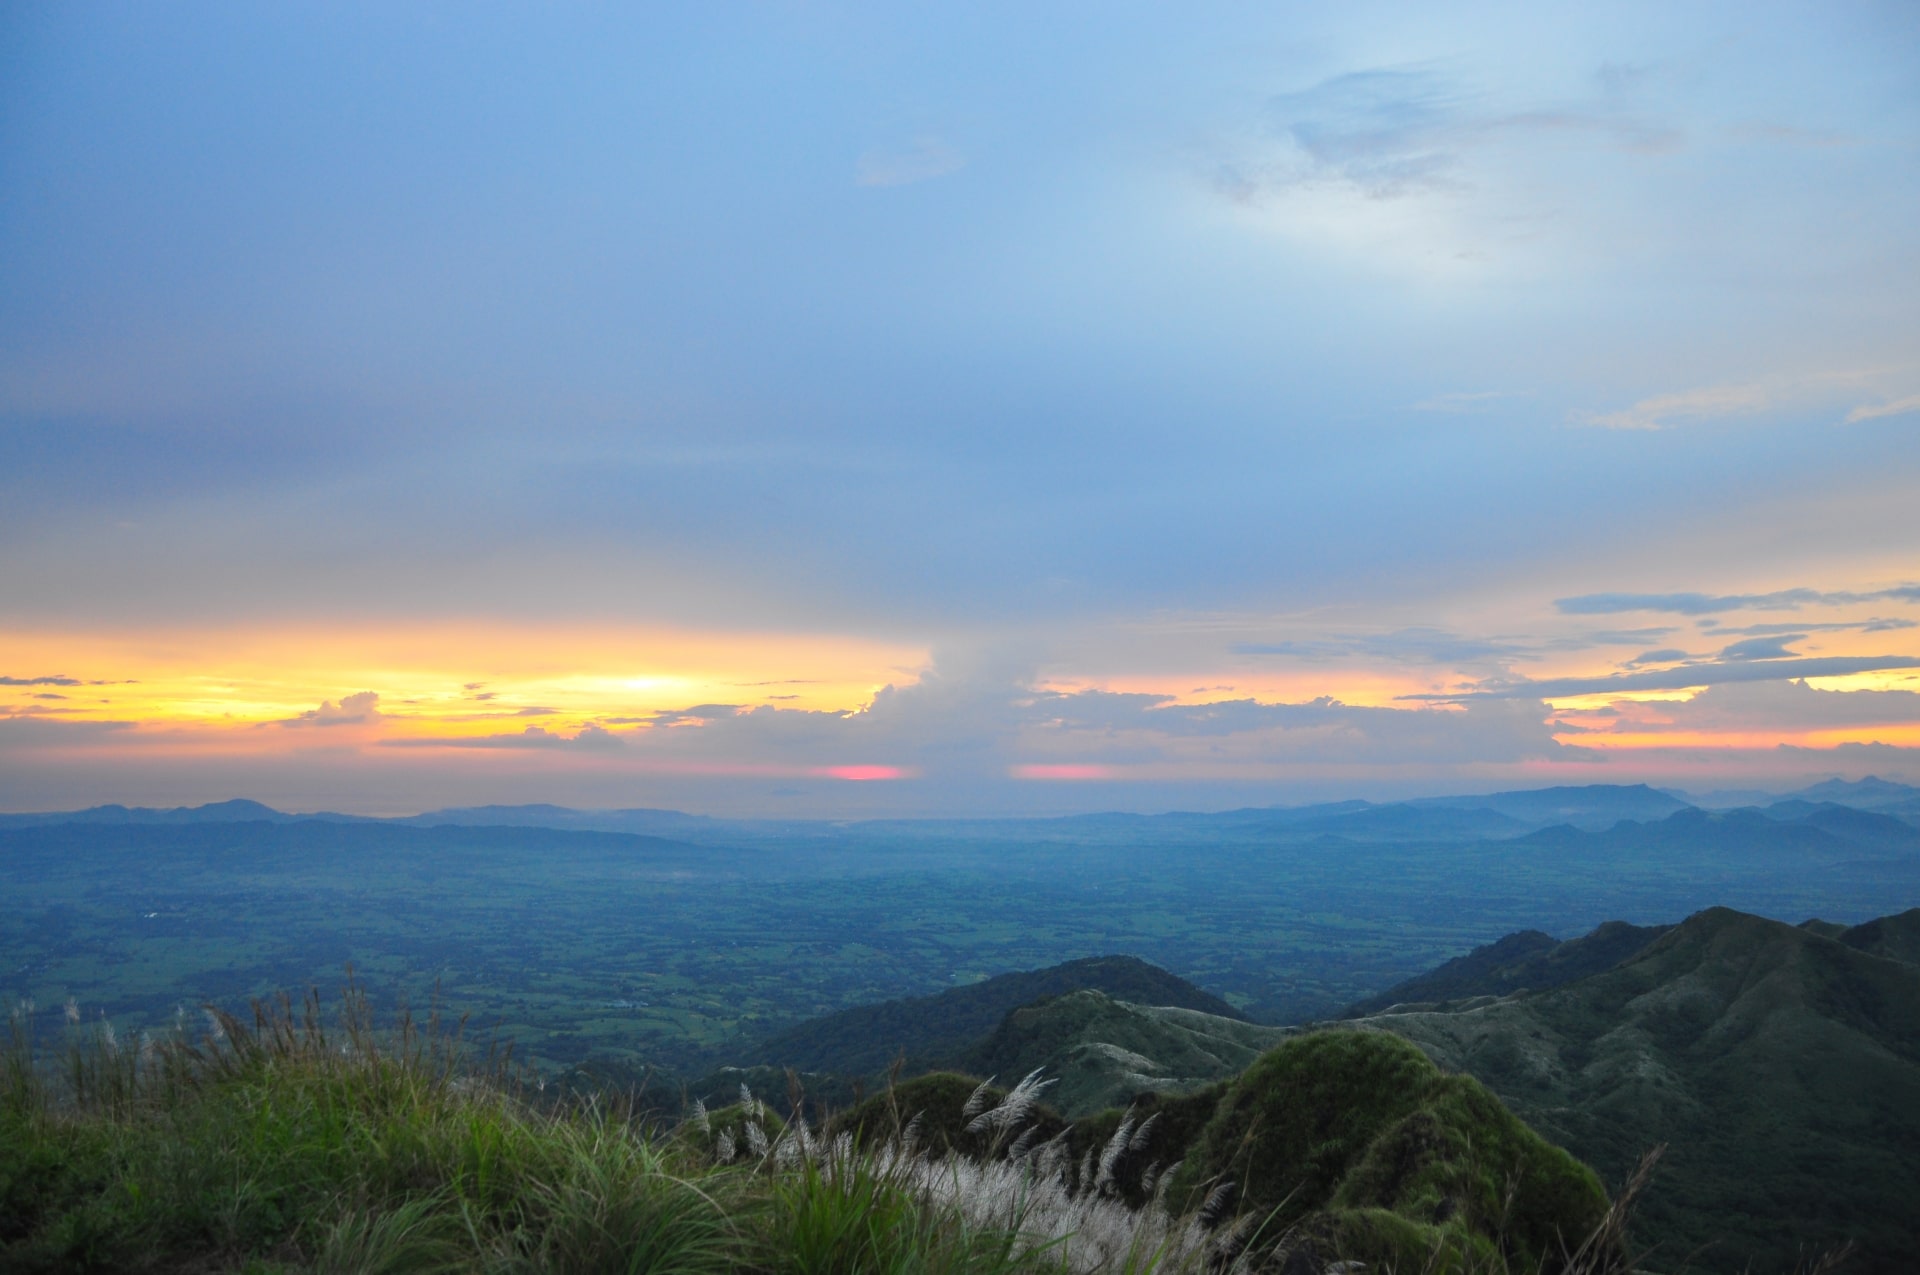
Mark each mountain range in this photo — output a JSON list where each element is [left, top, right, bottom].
[[729, 906, 1920, 1272], [5, 777, 1916, 841]]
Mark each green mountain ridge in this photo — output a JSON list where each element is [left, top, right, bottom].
[[1836, 905, 1920, 965], [868, 907, 1920, 1270], [736, 954, 1245, 1079], [1349, 906, 1920, 1272], [1344, 920, 1673, 1016], [955, 989, 1288, 1115]]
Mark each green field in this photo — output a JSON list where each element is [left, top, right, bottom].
[[5, 809, 1917, 1087]]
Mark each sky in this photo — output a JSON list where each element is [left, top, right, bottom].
[[3, 1, 1919, 816]]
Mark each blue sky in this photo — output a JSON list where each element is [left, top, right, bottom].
[[3, 2, 1919, 815]]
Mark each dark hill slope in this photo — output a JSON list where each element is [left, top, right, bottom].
[[1165, 1031, 1609, 1274], [1840, 907, 1920, 965], [740, 955, 1243, 1077], [1344, 920, 1671, 1016], [1357, 907, 1920, 1273]]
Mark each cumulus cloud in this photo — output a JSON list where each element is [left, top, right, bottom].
[[382, 724, 624, 751], [280, 691, 381, 728], [572, 657, 1586, 777]]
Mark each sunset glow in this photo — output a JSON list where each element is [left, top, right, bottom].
[[3, 4, 1919, 815]]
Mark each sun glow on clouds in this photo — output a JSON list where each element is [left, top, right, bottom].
[[0, 622, 925, 738], [6, 575, 1920, 810], [1013, 764, 1117, 781]]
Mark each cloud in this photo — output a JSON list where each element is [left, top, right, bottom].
[[1624, 648, 1690, 667], [1233, 626, 1530, 667], [1844, 394, 1920, 424], [279, 691, 381, 728], [1261, 68, 1468, 200], [1718, 635, 1802, 661], [0, 716, 138, 750], [567, 654, 1588, 776], [1422, 654, 1920, 701], [1556, 586, 1920, 616], [382, 725, 624, 751], [856, 137, 965, 188], [0, 675, 84, 686], [1605, 679, 1920, 733], [647, 703, 746, 727], [1411, 390, 1517, 413], [1711, 618, 1917, 637], [1577, 382, 1771, 431]]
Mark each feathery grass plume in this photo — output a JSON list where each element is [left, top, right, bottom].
[[715, 1127, 738, 1163], [1206, 1213, 1257, 1269], [1035, 1126, 1075, 1184], [901, 1110, 925, 1150], [773, 1120, 804, 1168], [1007, 1123, 1042, 1162], [963, 1075, 998, 1120], [1096, 1114, 1135, 1194], [745, 1118, 770, 1159], [966, 1067, 1057, 1136], [1128, 1112, 1159, 1155], [864, 1134, 1218, 1273], [64, 997, 79, 1025], [1197, 1180, 1236, 1229], [691, 1097, 710, 1135]]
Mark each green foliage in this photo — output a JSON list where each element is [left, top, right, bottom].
[[749, 956, 1247, 1080], [0, 992, 1074, 1275], [1167, 1031, 1609, 1274], [1367, 906, 1920, 1272]]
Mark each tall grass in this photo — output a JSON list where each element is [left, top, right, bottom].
[[1, 985, 1670, 1275]]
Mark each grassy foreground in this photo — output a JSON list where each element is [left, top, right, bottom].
[[2, 988, 1644, 1274]]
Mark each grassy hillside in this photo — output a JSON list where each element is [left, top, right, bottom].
[[1354, 907, 1920, 1272], [1838, 906, 1920, 965], [1165, 1031, 1612, 1275], [0, 992, 1630, 1275], [740, 956, 1245, 1079], [956, 991, 1288, 1116]]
